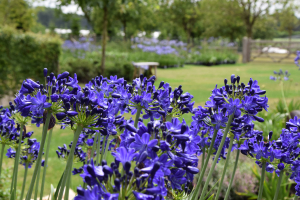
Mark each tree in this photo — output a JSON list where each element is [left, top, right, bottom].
[[233, 0, 292, 38], [160, 0, 203, 45], [201, 0, 245, 42], [60, 0, 118, 74], [277, 5, 299, 41], [70, 17, 81, 37], [0, 0, 36, 31], [252, 15, 277, 39]]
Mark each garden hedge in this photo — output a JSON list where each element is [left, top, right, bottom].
[[0, 27, 61, 98]]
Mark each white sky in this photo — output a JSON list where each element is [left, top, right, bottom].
[[32, 0, 300, 17], [32, 0, 84, 15]]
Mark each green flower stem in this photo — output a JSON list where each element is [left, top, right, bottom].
[[214, 135, 235, 200], [40, 128, 53, 200], [258, 162, 266, 200], [100, 135, 108, 166], [201, 147, 205, 172], [294, 195, 299, 200], [224, 150, 240, 200], [134, 106, 142, 128], [20, 163, 29, 200], [191, 129, 218, 200], [10, 155, 17, 194], [0, 144, 5, 178], [199, 114, 234, 200], [64, 171, 71, 200], [11, 124, 24, 199], [91, 133, 97, 160], [103, 137, 110, 160], [280, 80, 291, 119], [26, 112, 52, 200], [34, 166, 41, 200], [95, 131, 101, 165], [57, 125, 83, 200], [166, 115, 173, 122], [273, 170, 284, 200]]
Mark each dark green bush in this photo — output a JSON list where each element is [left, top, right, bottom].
[[128, 52, 184, 68], [0, 27, 61, 98], [66, 59, 100, 83], [60, 51, 135, 82], [0, 167, 12, 200]]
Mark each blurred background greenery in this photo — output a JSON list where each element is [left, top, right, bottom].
[[0, 0, 300, 199]]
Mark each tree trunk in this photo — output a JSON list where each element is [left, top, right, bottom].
[[246, 23, 252, 39], [186, 30, 191, 53], [101, 5, 108, 75], [123, 19, 126, 41]]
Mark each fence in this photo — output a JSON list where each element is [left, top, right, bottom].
[[242, 37, 300, 63]]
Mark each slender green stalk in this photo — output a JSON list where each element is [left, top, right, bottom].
[[10, 155, 17, 194], [90, 133, 97, 160], [57, 125, 83, 200], [64, 171, 71, 200], [0, 144, 5, 178], [214, 135, 235, 200], [294, 195, 299, 200], [201, 147, 205, 171], [258, 162, 266, 200], [20, 163, 29, 200], [12, 124, 24, 199], [26, 112, 52, 200], [100, 135, 108, 166], [104, 136, 110, 160], [280, 80, 291, 119], [198, 114, 234, 200], [10, 125, 24, 195], [40, 128, 53, 200], [134, 106, 142, 128], [165, 115, 173, 122], [273, 170, 284, 200], [34, 165, 41, 200], [191, 129, 218, 200], [95, 131, 101, 165], [224, 150, 240, 200]]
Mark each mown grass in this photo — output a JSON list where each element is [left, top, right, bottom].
[[7, 61, 300, 197]]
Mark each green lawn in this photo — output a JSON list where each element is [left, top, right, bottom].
[[6, 62, 300, 198]]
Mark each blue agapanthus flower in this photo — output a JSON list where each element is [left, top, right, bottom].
[[295, 50, 300, 69]]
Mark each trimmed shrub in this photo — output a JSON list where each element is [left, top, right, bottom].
[[60, 51, 135, 83], [0, 27, 61, 98]]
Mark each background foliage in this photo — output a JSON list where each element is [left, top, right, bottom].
[[0, 26, 61, 98]]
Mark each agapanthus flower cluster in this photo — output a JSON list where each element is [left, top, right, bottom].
[[131, 37, 187, 47], [132, 44, 179, 55], [191, 75, 268, 158], [56, 142, 86, 163], [239, 115, 300, 196], [75, 118, 200, 200], [19, 138, 41, 168], [62, 38, 101, 59], [12, 68, 194, 199], [270, 69, 290, 81], [295, 50, 300, 69]]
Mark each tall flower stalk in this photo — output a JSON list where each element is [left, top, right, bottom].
[[40, 128, 54, 199], [57, 125, 83, 200], [258, 162, 266, 200], [198, 114, 234, 200], [25, 112, 51, 200], [20, 163, 29, 200], [270, 69, 291, 118], [224, 150, 240, 200]]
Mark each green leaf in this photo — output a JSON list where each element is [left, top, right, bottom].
[[204, 178, 221, 200], [49, 184, 55, 200], [207, 194, 214, 200], [54, 171, 64, 200]]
